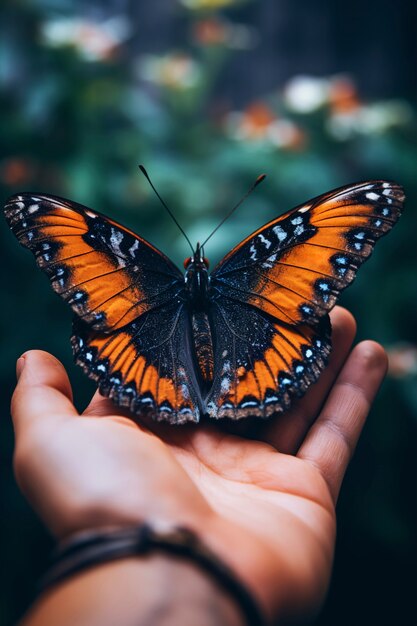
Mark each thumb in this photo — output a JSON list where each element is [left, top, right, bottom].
[[11, 350, 78, 439]]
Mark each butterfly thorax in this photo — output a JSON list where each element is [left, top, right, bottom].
[[183, 246, 211, 311], [183, 247, 214, 389]]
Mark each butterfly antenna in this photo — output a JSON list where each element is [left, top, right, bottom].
[[200, 173, 266, 249], [139, 165, 194, 253]]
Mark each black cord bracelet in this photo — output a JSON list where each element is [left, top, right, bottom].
[[38, 524, 268, 626]]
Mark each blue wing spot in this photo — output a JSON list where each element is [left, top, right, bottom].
[[123, 384, 137, 396], [294, 363, 305, 376], [68, 290, 88, 305], [314, 278, 335, 303], [302, 345, 316, 361], [239, 398, 259, 409], [345, 227, 373, 252], [159, 401, 173, 411], [278, 372, 293, 387], [264, 390, 279, 404], [299, 303, 317, 322]]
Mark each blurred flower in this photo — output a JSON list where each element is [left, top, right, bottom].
[[283, 75, 330, 113], [284, 74, 361, 115], [284, 74, 413, 139], [387, 344, 417, 378], [228, 102, 275, 139], [327, 100, 414, 140], [193, 18, 228, 45], [180, 0, 243, 10], [139, 53, 201, 91], [266, 119, 306, 150], [225, 102, 306, 149], [40, 16, 131, 62], [0, 158, 33, 185], [192, 18, 257, 49], [328, 77, 361, 113]]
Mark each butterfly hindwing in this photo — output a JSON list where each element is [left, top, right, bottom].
[[72, 301, 202, 424], [4, 193, 183, 332], [205, 298, 331, 419]]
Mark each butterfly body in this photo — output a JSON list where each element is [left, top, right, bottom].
[[4, 181, 404, 424], [183, 244, 212, 310]]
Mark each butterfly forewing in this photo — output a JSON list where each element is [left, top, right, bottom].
[[211, 181, 404, 326], [4, 194, 183, 332]]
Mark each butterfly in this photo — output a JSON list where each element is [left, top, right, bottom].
[[4, 179, 404, 424]]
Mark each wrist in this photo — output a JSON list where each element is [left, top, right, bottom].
[[21, 554, 244, 626]]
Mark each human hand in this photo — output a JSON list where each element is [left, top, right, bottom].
[[11, 306, 387, 623]]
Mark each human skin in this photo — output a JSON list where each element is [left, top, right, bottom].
[[10, 307, 388, 625]]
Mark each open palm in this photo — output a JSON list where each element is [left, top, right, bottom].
[[11, 307, 387, 622]]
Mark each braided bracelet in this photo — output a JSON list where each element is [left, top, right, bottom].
[[38, 524, 268, 626]]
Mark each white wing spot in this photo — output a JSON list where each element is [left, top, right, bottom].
[[366, 192, 379, 201], [273, 225, 288, 242], [240, 400, 258, 408], [258, 233, 271, 248], [265, 395, 278, 404], [220, 376, 231, 393], [128, 240, 140, 257]]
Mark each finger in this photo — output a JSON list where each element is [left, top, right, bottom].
[[11, 350, 78, 439], [261, 307, 356, 453], [297, 340, 388, 503]]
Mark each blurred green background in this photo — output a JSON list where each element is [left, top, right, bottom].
[[1, 1, 416, 624]]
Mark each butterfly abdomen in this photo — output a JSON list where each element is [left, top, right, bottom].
[[191, 311, 214, 389]]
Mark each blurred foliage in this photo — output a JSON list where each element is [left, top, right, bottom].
[[0, 1, 416, 625]]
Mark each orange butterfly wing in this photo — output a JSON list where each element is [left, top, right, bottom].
[[72, 303, 202, 424], [5, 193, 202, 423], [205, 298, 331, 419], [208, 181, 404, 418], [4, 194, 183, 332], [211, 181, 404, 326]]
